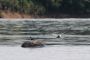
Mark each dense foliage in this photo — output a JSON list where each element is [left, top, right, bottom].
[[0, 0, 90, 15]]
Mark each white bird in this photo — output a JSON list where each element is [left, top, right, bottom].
[[52, 34, 62, 38]]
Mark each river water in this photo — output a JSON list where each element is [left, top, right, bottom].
[[0, 45, 90, 60], [0, 19, 90, 60]]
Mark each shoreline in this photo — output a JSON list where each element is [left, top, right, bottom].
[[0, 11, 90, 19], [0, 18, 90, 21]]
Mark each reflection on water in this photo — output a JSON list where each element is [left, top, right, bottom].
[[0, 19, 90, 45]]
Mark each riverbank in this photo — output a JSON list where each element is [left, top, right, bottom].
[[0, 11, 90, 18]]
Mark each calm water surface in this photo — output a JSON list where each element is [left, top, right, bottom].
[[0, 45, 90, 60]]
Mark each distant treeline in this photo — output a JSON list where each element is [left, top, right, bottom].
[[0, 0, 90, 15]]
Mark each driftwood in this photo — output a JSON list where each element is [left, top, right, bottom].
[[21, 40, 44, 48]]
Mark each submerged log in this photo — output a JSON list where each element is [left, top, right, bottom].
[[21, 40, 44, 48]]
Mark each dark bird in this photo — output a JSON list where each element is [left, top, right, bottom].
[[56, 35, 61, 38], [30, 37, 34, 40], [27, 36, 34, 40]]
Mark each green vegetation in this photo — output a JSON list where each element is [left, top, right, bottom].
[[0, 0, 90, 15]]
